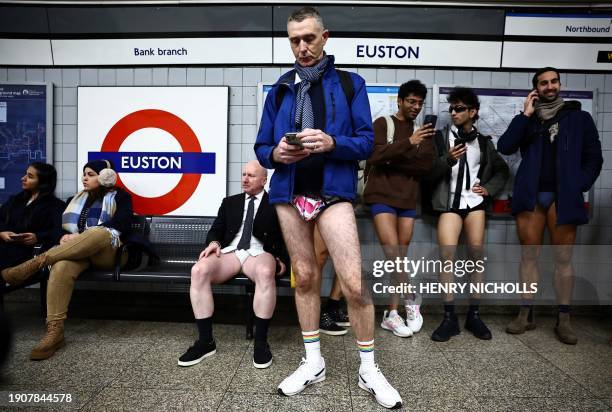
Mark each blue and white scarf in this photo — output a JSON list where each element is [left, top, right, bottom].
[[294, 54, 329, 131], [62, 190, 121, 248]]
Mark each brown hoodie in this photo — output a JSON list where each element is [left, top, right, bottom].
[[363, 115, 435, 209]]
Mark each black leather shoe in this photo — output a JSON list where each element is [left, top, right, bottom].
[[431, 312, 460, 342], [465, 311, 492, 340], [328, 306, 350, 327], [253, 341, 273, 369], [320, 311, 348, 336]]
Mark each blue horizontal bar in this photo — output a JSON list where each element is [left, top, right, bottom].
[[88, 151, 216, 174]]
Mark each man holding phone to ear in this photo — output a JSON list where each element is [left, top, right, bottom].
[[498, 67, 602, 344], [424, 87, 509, 342], [255, 6, 403, 409]]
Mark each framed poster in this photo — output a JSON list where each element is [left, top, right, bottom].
[[0, 83, 53, 204], [78, 86, 228, 216]]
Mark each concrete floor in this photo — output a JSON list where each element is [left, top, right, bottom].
[[0, 298, 611, 411]]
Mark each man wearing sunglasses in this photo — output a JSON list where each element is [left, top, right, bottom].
[[498, 67, 602, 344], [424, 87, 509, 342]]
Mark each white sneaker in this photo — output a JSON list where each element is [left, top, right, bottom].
[[405, 304, 423, 333], [359, 364, 403, 409], [381, 310, 413, 337], [277, 357, 326, 396]]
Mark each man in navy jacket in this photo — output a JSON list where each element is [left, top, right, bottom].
[[254, 6, 401, 409], [498, 67, 603, 345]]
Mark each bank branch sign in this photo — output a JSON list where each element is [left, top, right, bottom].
[[78, 87, 228, 216]]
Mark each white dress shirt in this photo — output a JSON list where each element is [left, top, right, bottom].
[[221, 190, 265, 258], [448, 126, 484, 210]]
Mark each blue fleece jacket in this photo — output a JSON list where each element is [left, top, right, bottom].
[[254, 57, 374, 204]]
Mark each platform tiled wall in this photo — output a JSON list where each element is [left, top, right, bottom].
[[1, 66, 610, 273]]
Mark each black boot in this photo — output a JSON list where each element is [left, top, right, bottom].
[[465, 310, 492, 340], [431, 312, 460, 342]]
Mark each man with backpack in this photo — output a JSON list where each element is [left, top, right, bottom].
[[363, 80, 435, 338], [254, 6, 402, 409]]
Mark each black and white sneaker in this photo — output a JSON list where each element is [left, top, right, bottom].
[[328, 306, 350, 327], [177, 340, 216, 367], [253, 341, 273, 369], [320, 311, 347, 336], [278, 357, 326, 396], [358, 365, 403, 409]]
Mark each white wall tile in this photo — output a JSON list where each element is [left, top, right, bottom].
[[168, 68, 187, 85], [80, 69, 98, 86], [187, 68, 205, 85]]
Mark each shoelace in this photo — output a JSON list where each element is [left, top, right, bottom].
[[387, 314, 404, 327], [364, 364, 393, 390], [405, 305, 418, 320]]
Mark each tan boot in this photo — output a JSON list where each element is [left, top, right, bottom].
[[506, 306, 536, 334], [555, 313, 578, 345], [1, 254, 47, 286], [30, 320, 65, 360]]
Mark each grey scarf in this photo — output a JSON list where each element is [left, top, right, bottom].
[[535, 96, 564, 142], [294, 55, 329, 131]]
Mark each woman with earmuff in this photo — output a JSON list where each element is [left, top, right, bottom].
[[2, 159, 133, 360]]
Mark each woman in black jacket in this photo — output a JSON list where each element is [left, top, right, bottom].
[[2, 159, 133, 360], [0, 162, 64, 273]]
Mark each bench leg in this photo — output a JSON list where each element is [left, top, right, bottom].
[[245, 284, 255, 340]]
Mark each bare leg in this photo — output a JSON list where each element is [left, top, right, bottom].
[[516, 207, 547, 302], [275, 204, 320, 331], [462, 210, 486, 300], [317, 202, 374, 342], [242, 252, 277, 318], [437, 212, 463, 302], [546, 204, 577, 305], [190, 253, 241, 318]]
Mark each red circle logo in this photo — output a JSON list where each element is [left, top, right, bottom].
[[102, 109, 201, 215]]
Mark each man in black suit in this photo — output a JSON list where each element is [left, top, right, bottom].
[[178, 160, 288, 369]]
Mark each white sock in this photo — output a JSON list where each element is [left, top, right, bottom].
[[357, 339, 375, 371], [389, 309, 399, 317], [302, 330, 322, 363]]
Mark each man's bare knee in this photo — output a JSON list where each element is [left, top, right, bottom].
[[521, 245, 541, 261], [255, 264, 275, 282], [191, 261, 212, 286]]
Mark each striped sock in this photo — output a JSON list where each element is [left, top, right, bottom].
[[357, 339, 375, 370], [302, 330, 321, 363]]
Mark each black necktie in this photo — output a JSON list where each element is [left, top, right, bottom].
[[451, 130, 471, 210], [237, 196, 255, 250]]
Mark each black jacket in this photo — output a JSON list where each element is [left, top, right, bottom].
[[423, 125, 509, 213], [0, 193, 65, 248], [0, 192, 65, 270], [206, 191, 289, 269]]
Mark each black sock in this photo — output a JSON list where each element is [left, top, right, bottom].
[[254, 316, 271, 344], [444, 303, 455, 315], [196, 317, 213, 344], [558, 305, 570, 314], [468, 300, 480, 314], [324, 297, 341, 312]]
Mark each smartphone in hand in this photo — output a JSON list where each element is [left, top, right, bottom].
[[423, 114, 438, 129], [284, 132, 304, 149], [9, 233, 27, 241]]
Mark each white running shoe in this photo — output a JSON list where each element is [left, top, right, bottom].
[[405, 303, 423, 333], [358, 364, 403, 409], [277, 357, 326, 396], [381, 310, 413, 337]]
